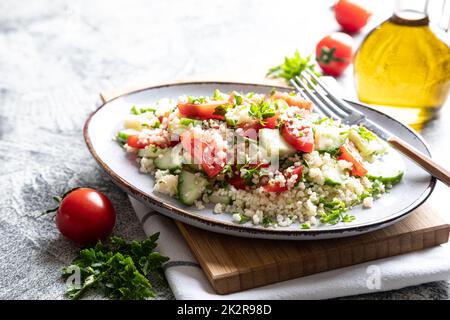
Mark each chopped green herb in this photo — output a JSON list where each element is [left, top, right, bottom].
[[248, 101, 276, 125], [236, 214, 251, 224], [187, 96, 207, 104], [62, 234, 169, 300], [262, 216, 274, 228], [267, 50, 320, 83], [180, 118, 202, 127], [213, 89, 224, 101], [131, 106, 156, 115], [235, 94, 243, 106], [301, 223, 310, 229], [131, 105, 139, 115], [139, 107, 156, 114]]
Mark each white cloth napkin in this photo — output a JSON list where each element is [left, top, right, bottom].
[[129, 196, 450, 300]]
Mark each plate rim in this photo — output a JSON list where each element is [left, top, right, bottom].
[[84, 80, 436, 237]]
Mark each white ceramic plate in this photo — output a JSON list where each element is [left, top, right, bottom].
[[84, 81, 436, 240]]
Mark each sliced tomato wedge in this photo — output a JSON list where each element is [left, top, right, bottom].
[[127, 135, 151, 149], [262, 112, 279, 129], [338, 143, 367, 177], [281, 124, 314, 153], [270, 91, 313, 111], [264, 165, 303, 192], [178, 100, 229, 120], [180, 132, 226, 177]]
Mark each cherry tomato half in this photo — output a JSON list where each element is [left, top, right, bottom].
[[338, 143, 367, 177], [281, 123, 314, 153], [56, 188, 116, 244], [316, 32, 354, 77], [335, 0, 372, 33], [177, 101, 229, 120]]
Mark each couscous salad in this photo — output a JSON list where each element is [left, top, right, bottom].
[[116, 89, 404, 229]]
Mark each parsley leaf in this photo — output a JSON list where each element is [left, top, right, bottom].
[[187, 96, 207, 104], [267, 50, 320, 82], [236, 214, 251, 224], [62, 234, 169, 300], [248, 101, 276, 125], [262, 216, 274, 228]]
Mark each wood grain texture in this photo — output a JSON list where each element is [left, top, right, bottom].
[[176, 204, 450, 294]]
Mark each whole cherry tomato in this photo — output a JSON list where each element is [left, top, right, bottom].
[[53, 188, 116, 244], [316, 32, 354, 77], [335, 0, 372, 33]]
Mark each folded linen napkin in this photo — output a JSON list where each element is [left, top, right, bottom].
[[130, 196, 450, 300]]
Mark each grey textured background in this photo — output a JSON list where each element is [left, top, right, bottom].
[[1, 0, 449, 299]]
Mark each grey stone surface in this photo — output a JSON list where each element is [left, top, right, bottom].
[[0, 0, 449, 300]]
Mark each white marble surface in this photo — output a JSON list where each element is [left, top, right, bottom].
[[1, 0, 449, 299]]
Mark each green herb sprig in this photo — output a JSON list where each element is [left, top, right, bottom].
[[62, 234, 169, 300], [267, 50, 320, 82]]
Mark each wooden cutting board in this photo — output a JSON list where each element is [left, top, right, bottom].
[[176, 204, 450, 294]]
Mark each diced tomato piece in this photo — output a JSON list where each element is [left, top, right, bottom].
[[228, 176, 247, 190], [177, 101, 229, 120], [338, 143, 367, 177], [270, 91, 313, 111], [264, 165, 303, 193], [127, 135, 151, 149], [281, 124, 314, 153], [180, 131, 226, 178], [262, 112, 279, 129], [264, 183, 287, 193]]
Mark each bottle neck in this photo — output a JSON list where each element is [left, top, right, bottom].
[[391, 0, 429, 26]]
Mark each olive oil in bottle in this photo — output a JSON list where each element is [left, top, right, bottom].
[[354, 0, 450, 130]]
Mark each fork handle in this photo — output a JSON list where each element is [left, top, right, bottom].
[[388, 136, 450, 187]]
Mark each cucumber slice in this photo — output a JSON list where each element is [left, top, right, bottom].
[[365, 148, 405, 185], [323, 165, 346, 186], [259, 128, 296, 158], [154, 144, 183, 172], [137, 145, 164, 158], [314, 124, 348, 152], [349, 127, 388, 158], [209, 194, 232, 205], [177, 170, 207, 206]]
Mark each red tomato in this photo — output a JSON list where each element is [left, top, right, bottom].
[[281, 124, 314, 153], [335, 0, 372, 33], [264, 166, 303, 193], [181, 132, 225, 177], [127, 135, 150, 149], [228, 176, 247, 190], [338, 143, 367, 177], [270, 91, 313, 111], [55, 188, 116, 244], [177, 101, 229, 120], [316, 32, 354, 76], [262, 112, 279, 129]]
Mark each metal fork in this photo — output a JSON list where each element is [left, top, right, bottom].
[[290, 69, 450, 187]]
